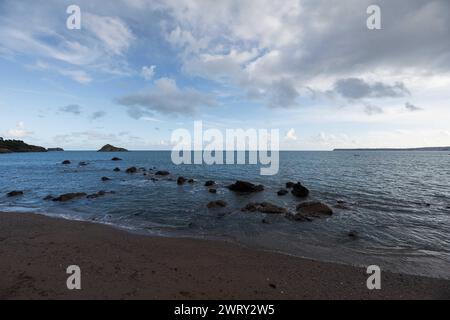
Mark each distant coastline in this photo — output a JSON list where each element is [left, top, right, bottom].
[[334, 147, 450, 152]]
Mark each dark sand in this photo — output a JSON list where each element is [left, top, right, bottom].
[[0, 212, 449, 300]]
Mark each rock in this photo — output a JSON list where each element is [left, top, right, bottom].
[[101, 177, 111, 181], [62, 160, 71, 165], [155, 171, 170, 176], [111, 157, 122, 161], [242, 202, 287, 214], [98, 144, 128, 152], [227, 181, 264, 193], [262, 219, 270, 224], [78, 161, 88, 166], [205, 180, 216, 187], [7, 191, 23, 197], [47, 148, 64, 152], [53, 193, 87, 202], [87, 191, 115, 199], [177, 177, 187, 185], [277, 189, 289, 196], [209, 188, 217, 194], [287, 202, 333, 221], [348, 231, 359, 240], [334, 200, 350, 209], [286, 182, 295, 189], [207, 200, 228, 209], [113, 167, 121, 172], [291, 182, 309, 198], [43, 195, 54, 201], [188, 179, 195, 184], [126, 167, 137, 174]]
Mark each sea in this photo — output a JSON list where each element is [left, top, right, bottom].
[[1, 151, 449, 279]]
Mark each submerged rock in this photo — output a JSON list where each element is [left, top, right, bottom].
[[62, 160, 71, 165], [209, 188, 217, 194], [155, 171, 170, 176], [111, 157, 122, 161], [277, 189, 289, 196], [348, 231, 359, 240], [53, 193, 87, 202], [205, 180, 216, 187], [291, 182, 309, 198], [287, 201, 333, 221], [207, 200, 228, 209], [188, 179, 195, 184], [43, 195, 54, 201], [243, 202, 287, 214], [78, 161, 88, 166], [7, 190, 23, 197], [126, 167, 137, 174], [87, 191, 115, 199], [113, 167, 121, 172], [101, 177, 111, 181], [227, 181, 264, 193], [177, 177, 187, 185]]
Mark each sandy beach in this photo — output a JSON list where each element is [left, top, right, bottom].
[[0, 212, 449, 300]]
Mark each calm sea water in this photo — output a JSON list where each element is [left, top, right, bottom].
[[1, 151, 449, 278]]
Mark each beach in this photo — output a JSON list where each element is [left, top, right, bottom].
[[1, 212, 449, 300]]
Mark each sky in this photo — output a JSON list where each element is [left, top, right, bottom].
[[0, 0, 449, 150]]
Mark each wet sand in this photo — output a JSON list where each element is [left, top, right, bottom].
[[0, 212, 449, 300]]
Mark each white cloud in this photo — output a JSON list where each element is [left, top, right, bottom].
[[116, 77, 216, 117], [141, 65, 156, 80], [5, 122, 33, 138], [284, 128, 298, 141]]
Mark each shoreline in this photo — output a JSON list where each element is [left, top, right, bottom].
[[1, 212, 449, 300]]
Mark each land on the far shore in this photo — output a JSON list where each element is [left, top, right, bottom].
[[0, 212, 449, 300], [334, 146, 450, 152]]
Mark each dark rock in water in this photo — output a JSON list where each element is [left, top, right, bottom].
[[7, 190, 23, 197], [111, 157, 122, 161], [287, 202, 333, 221], [243, 202, 287, 214], [101, 177, 111, 181], [177, 177, 187, 185], [87, 191, 115, 199], [53, 193, 87, 202], [98, 144, 128, 152], [43, 195, 54, 201], [262, 219, 270, 224], [227, 181, 264, 193], [188, 179, 195, 184], [155, 171, 170, 176], [78, 161, 88, 166], [277, 189, 289, 196], [62, 160, 71, 165], [205, 180, 216, 187], [209, 188, 217, 194], [348, 231, 359, 240], [286, 182, 295, 189], [126, 167, 137, 174], [113, 167, 121, 172], [291, 182, 309, 198], [207, 200, 228, 209]]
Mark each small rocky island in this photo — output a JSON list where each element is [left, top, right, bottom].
[[98, 144, 128, 152], [0, 137, 47, 153]]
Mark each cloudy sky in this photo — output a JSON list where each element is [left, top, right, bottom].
[[0, 0, 449, 150]]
